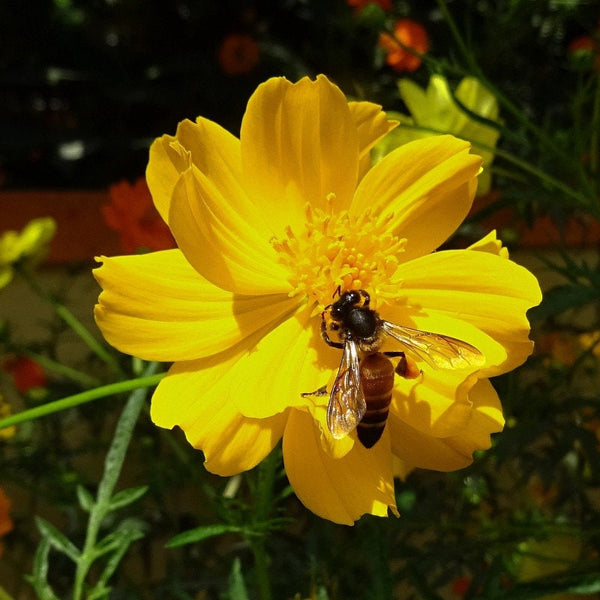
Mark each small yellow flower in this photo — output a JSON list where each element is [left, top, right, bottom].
[[374, 75, 501, 195], [94, 75, 540, 524], [0, 217, 56, 288]]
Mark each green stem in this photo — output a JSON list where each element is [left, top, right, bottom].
[[435, 0, 476, 72], [0, 373, 165, 431], [435, 0, 569, 162], [492, 147, 592, 209], [15, 265, 123, 377], [250, 540, 273, 600], [72, 361, 159, 600], [248, 449, 280, 600]]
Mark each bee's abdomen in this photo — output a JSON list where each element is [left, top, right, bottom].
[[358, 353, 395, 448]]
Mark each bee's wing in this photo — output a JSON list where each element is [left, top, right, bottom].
[[326, 339, 367, 439], [381, 320, 485, 369]]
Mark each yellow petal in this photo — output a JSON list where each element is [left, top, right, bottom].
[[147, 117, 247, 226], [94, 250, 300, 361], [169, 167, 292, 295], [233, 305, 334, 419], [389, 378, 503, 471], [468, 230, 509, 258], [146, 132, 190, 224], [351, 135, 481, 261], [392, 370, 477, 438], [348, 100, 398, 179], [283, 408, 398, 525], [151, 357, 287, 476], [371, 304, 506, 437], [349, 100, 398, 160], [392, 456, 414, 481], [389, 249, 541, 373], [240, 75, 360, 234]]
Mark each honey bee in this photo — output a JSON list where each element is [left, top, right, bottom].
[[320, 289, 485, 448]]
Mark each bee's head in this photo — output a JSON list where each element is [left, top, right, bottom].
[[328, 290, 377, 340], [330, 289, 370, 321]]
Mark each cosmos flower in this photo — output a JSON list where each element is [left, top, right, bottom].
[[378, 18, 429, 72], [568, 23, 600, 71], [218, 34, 260, 76], [0, 217, 56, 289], [103, 177, 175, 253], [374, 75, 501, 195], [94, 75, 541, 524], [2, 356, 47, 394]]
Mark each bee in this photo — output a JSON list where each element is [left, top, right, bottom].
[[320, 289, 485, 448]]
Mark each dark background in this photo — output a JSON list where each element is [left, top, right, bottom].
[[1, 0, 596, 189]]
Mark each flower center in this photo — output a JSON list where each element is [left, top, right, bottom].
[[271, 194, 406, 307]]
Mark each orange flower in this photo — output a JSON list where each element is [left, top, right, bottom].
[[379, 18, 429, 72], [0, 487, 13, 557], [218, 34, 260, 76], [569, 33, 600, 70], [103, 177, 176, 253], [347, 0, 392, 12], [452, 577, 472, 597], [2, 356, 46, 393]]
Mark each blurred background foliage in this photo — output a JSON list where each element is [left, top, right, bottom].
[[2, 0, 600, 599]]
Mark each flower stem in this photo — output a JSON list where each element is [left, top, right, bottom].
[[72, 361, 159, 600], [435, 0, 571, 163], [250, 539, 273, 600], [248, 448, 280, 600], [15, 264, 123, 377], [0, 373, 165, 431]]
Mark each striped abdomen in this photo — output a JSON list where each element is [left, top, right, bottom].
[[357, 353, 395, 448]]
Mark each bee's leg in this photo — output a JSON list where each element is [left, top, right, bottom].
[[301, 385, 328, 398], [386, 351, 421, 380]]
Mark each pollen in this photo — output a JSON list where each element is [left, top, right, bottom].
[[271, 196, 406, 307]]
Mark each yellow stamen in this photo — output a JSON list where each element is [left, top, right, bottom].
[[272, 199, 406, 307]]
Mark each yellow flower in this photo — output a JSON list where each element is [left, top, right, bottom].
[[374, 75, 501, 195], [94, 75, 541, 524], [0, 217, 56, 288]]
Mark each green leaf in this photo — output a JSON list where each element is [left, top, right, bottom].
[[76, 485, 95, 512], [94, 519, 147, 558], [108, 486, 149, 512], [165, 524, 244, 548], [35, 517, 80, 562], [227, 558, 249, 600], [95, 522, 146, 590], [25, 538, 60, 600]]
